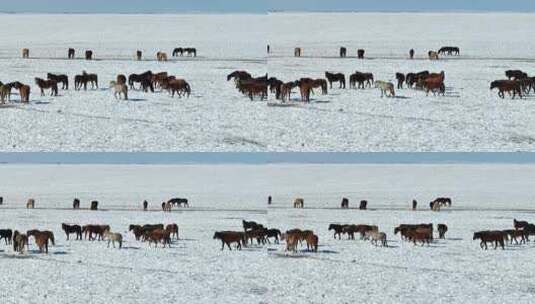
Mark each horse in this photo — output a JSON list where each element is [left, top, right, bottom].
[[103, 230, 123, 249], [166, 79, 191, 98], [406, 229, 432, 246], [68, 48, 75, 59], [395, 73, 405, 89], [22, 48, 29, 58], [143, 200, 148, 211], [424, 78, 445, 96], [128, 71, 154, 92], [34, 78, 58, 96], [165, 224, 179, 240], [366, 230, 387, 247], [26, 198, 35, 209], [438, 46, 460, 56], [349, 72, 373, 89], [75, 72, 98, 91], [172, 48, 184, 57], [265, 229, 282, 244], [328, 224, 348, 239], [490, 80, 522, 99], [294, 47, 302, 57], [325, 72, 346, 89], [437, 224, 448, 239], [18, 83, 30, 103], [409, 49, 414, 59], [27, 230, 54, 253], [340, 47, 347, 58], [297, 78, 315, 102], [184, 48, 197, 57], [280, 81, 299, 102], [47, 73, 69, 90], [82, 224, 109, 241], [109, 81, 128, 100], [505, 70, 527, 80], [357, 49, 365, 59], [341, 197, 349, 209], [116, 74, 127, 85], [90, 200, 98, 210], [428, 50, 439, 60], [293, 198, 304, 208], [513, 219, 529, 230], [281, 232, 299, 252], [406, 71, 429, 88], [431, 201, 441, 212], [267, 77, 283, 99], [85, 50, 93, 60], [473, 231, 505, 250], [244, 229, 266, 246], [305, 233, 318, 252], [242, 220, 262, 231], [136, 50, 142, 61], [162, 202, 172, 212], [227, 70, 251, 83], [237, 80, 268, 101], [359, 200, 367, 210], [213, 231, 243, 250], [12, 231, 28, 254], [168, 198, 189, 207], [502, 229, 527, 245], [62, 223, 82, 240], [156, 51, 168, 61], [0, 84, 12, 103], [73, 198, 80, 209], [375, 80, 395, 97], [0, 229, 13, 245]]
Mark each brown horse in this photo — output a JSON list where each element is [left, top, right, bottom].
[[18, 83, 30, 103], [165, 224, 179, 240], [22, 48, 29, 59], [13, 231, 28, 253], [26, 198, 35, 209], [156, 51, 168, 61], [513, 219, 529, 230], [27, 230, 55, 253], [117, 74, 127, 85], [213, 231, 244, 250], [146, 228, 171, 248], [82, 224, 109, 240], [437, 224, 448, 239], [90, 200, 98, 210], [473, 231, 505, 250], [395, 73, 405, 89], [280, 81, 298, 102], [502, 229, 527, 245], [34, 78, 58, 96], [166, 79, 191, 98], [428, 50, 439, 60], [68, 48, 75, 59], [490, 80, 522, 99], [62, 223, 82, 240], [305, 233, 318, 252], [85, 50, 93, 60], [409, 49, 415, 59]]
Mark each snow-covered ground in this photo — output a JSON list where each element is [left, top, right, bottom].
[[1, 164, 535, 303], [0, 13, 535, 151]]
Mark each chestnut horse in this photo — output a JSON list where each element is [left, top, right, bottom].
[[166, 79, 191, 98], [27, 230, 55, 253], [213, 231, 244, 250]]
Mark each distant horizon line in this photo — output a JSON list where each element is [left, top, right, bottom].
[[0, 9, 534, 15]]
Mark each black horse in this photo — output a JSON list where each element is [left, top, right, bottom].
[[128, 71, 154, 92], [47, 73, 69, 90], [325, 72, 346, 89]]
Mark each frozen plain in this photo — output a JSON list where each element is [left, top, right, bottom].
[[0, 13, 535, 151], [0, 164, 534, 303]]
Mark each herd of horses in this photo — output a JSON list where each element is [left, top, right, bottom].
[[490, 69, 535, 99], [473, 219, 535, 250], [21, 47, 198, 61], [291, 46, 460, 60], [227, 68, 447, 103]]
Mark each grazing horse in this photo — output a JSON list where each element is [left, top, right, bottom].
[[103, 231, 123, 249], [280, 81, 298, 102], [62, 223, 82, 240], [294, 47, 302, 57], [328, 224, 348, 239], [438, 46, 460, 56], [85, 50, 93, 60], [431, 197, 451, 207], [136, 50, 142, 61], [90, 200, 98, 210], [396, 73, 405, 89], [293, 198, 304, 208], [172, 48, 184, 57], [165, 224, 179, 240], [0, 229, 13, 245], [266, 229, 282, 244], [166, 79, 191, 98], [34, 78, 58, 96], [22, 48, 29, 58], [325, 72, 346, 89], [26, 198, 35, 209], [437, 224, 448, 239], [227, 70, 252, 83], [47, 73, 69, 90], [375, 80, 395, 97], [357, 49, 365, 59], [109, 81, 128, 100], [428, 50, 439, 60], [68, 48, 75, 59], [365, 230, 387, 247], [73, 198, 80, 209], [341, 197, 349, 209], [13, 231, 28, 254], [473, 231, 505, 250], [409, 49, 414, 59], [513, 219, 529, 230], [168, 198, 189, 207], [490, 80, 522, 99], [184, 48, 197, 57], [340, 47, 347, 58], [213, 231, 243, 250]]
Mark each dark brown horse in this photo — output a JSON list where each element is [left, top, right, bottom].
[[62, 223, 82, 240], [357, 49, 365, 59], [213, 231, 244, 251], [325, 72, 346, 89], [34, 78, 58, 96], [47, 73, 69, 90], [505, 70, 527, 80], [128, 71, 154, 92], [328, 224, 348, 239], [473, 231, 505, 250], [117, 74, 127, 85], [68, 48, 75, 59], [85, 50, 93, 60], [165, 224, 179, 240], [341, 197, 349, 208], [90, 200, 98, 210], [409, 49, 414, 59], [146, 229, 171, 248], [340, 47, 347, 58], [490, 80, 522, 99], [73, 198, 80, 209]]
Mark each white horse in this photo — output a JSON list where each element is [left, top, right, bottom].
[[104, 231, 123, 249], [109, 81, 128, 100], [375, 80, 395, 98], [365, 230, 387, 247]]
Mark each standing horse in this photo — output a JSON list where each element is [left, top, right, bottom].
[[172, 48, 184, 57], [136, 50, 142, 61], [109, 81, 128, 100], [22, 48, 29, 58], [294, 47, 302, 57], [428, 51, 439, 60], [68, 48, 75, 59], [357, 49, 365, 59], [73, 198, 80, 209], [26, 198, 35, 209], [85, 50, 93, 60], [325, 72, 346, 89], [103, 230, 123, 249], [409, 49, 414, 59], [396, 73, 405, 89], [47, 73, 69, 90], [34, 78, 58, 96], [341, 198, 349, 208], [340, 47, 347, 58], [293, 198, 304, 208], [490, 80, 522, 99], [62, 223, 82, 240], [375, 81, 395, 97], [90, 200, 98, 210]]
